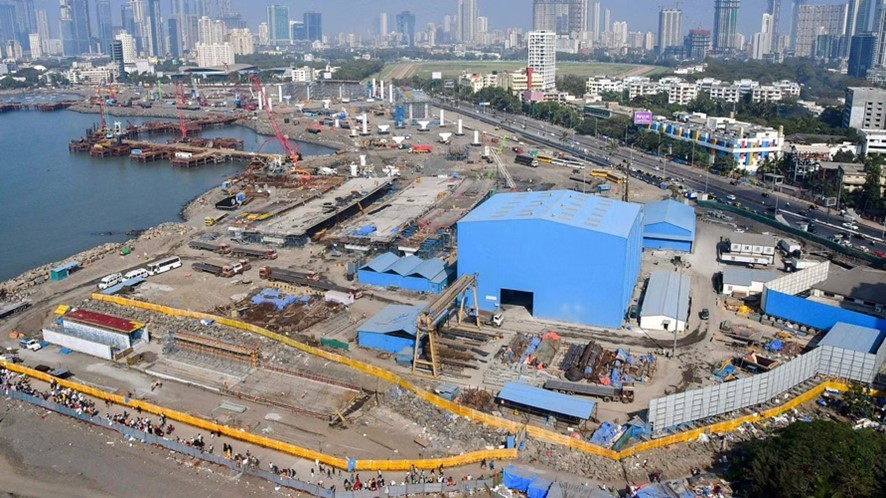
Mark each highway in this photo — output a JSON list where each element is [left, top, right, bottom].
[[434, 98, 886, 256]]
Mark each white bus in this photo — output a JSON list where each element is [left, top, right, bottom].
[[147, 256, 182, 276]]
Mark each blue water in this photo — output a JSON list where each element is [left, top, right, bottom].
[[0, 109, 333, 282]]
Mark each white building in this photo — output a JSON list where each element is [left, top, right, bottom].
[[859, 129, 886, 156], [640, 271, 691, 333], [115, 33, 137, 63], [197, 16, 227, 44], [527, 30, 556, 92], [586, 76, 623, 96], [721, 267, 778, 297], [707, 84, 741, 102], [752, 85, 784, 102], [289, 65, 316, 82], [668, 82, 698, 105], [229, 28, 255, 55], [258, 22, 269, 45], [195, 43, 234, 67], [67, 63, 113, 85]]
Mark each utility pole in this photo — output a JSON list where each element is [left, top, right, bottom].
[[672, 268, 682, 358]]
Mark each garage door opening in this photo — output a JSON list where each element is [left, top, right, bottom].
[[500, 288, 534, 315]]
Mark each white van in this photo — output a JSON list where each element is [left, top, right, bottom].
[[124, 268, 149, 280], [97, 273, 123, 290]]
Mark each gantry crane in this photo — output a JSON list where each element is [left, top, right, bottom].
[[483, 133, 516, 191], [412, 273, 481, 377]]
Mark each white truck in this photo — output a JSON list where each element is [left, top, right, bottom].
[[777, 238, 802, 256]]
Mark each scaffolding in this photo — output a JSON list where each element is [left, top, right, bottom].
[[173, 331, 260, 366]]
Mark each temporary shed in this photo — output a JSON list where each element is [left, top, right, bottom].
[[721, 267, 778, 297], [640, 271, 691, 332], [357, 304, 424, 353], [358, 252, 451, 293], [43, 308, 149, 360], [50, 261, 81, 281], [641, 200, 696, 252], [817, 322, 886, 383], [497, 382, 597, 422], [458, 190, 643, 328]]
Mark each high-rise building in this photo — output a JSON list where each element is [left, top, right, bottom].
[[847, 0, 873, 36], [612, 21, 627, 47], [195, 42, 233, 66], [527, 30, 556, 91], [166, 16, 181, 57], [28, 32, 41, 57], [7, 0, 36, 50], [0, 4, 18, 49], [379, 13, 388, 38], [36, 8, 49, 40], [110, 39, 125, 76], [303, 12, 321, 42], [843, 86, 886, 129], [848, 33, 876, 77], [604, 8, 610, 34], [258, 22, 268, 44], [751, 13, 775, 59], [713, 0, 740, 52], [684, 29, 711, 60], [533, 0, 587, 35], [477, 16, 488, 41], [290, 21, 305, 41], [591, 2, 601, 40], [197, 16, 226, 44], [457, 0, 478, 43], [767, 0, 782, 37], [267, 5, 289, 43], [95, 0, 113, 54], [59, 0, 91, 55], [145, 0, 163, 56], [657, 8, 682, 53], [792, 3, 847, 58], [228, 28, 254, 55], [395, 10, 416, 47]]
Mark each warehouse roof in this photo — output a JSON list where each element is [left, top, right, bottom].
[[640, 271, 690, 322], [357, 305, 425, 338], [722, 267, 778, 287], [819, 322, 886, 354], [642, 200, 696, 236], [497, 382, 597, 420], [813, 266, 886, 306], [459, 190, 642, 239], [360, 252, 449, 283], [63, 309, 144, 334]]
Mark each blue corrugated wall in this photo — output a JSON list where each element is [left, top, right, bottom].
[[357, 331, 415, 353], [643, 238, 693, 252], [457, 217, 642, 328], [764, 290, 886, 332], [357, 271, 445, 293]]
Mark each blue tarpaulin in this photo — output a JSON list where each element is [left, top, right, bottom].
[[502, 466, 535, 492], [527, 478, 552, 498], [590, 421, 620, 447], [766, 339, 784, 352], [251, 288, 299, 311]]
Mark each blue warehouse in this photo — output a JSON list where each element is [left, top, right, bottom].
[[357, 304, 424, 353], [358, 252, 452, 293], [641, 199, 696, 252], [457, 190, 643, 328]]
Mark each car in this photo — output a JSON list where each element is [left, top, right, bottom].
[[785, 202, 791, 207], [734, 228, 745, 233], [842, 222, 859, 230], [853, 233, 865, 239], [761, 192, 770, 197], [699, 308, 710, 320], [18, 338, 42, 351], [726, 194, 737, 201], [809, 204, 818, 210]]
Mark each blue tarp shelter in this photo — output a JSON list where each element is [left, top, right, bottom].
[[357, 304, 424, 353], [502, 466, 536, 492], [528, 478, 552, 498], [51, 261, 80, 281]]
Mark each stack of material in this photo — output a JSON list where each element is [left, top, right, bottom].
[[459, 388, 494, 411], [251, 288, 303, 311], [589, 421, 623, 448], [612, 348, 656, 385], [529, 332, 561, 369]]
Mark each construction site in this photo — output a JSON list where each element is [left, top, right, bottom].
[[4, 76, 885, 498]]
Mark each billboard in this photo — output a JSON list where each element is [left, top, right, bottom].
[[431, 71, 443, 80], [633, 111, 653, 125], [443, 80, 455, 89]]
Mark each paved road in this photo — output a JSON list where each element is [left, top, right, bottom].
[[434, 98, 886, 255]]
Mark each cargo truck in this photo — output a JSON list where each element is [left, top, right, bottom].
[[230, 246, 278, 260], [543, 379, 635, 403], [188, 241, 231, 254], [191, 262, 234, 278], [514, 155, 539, 167]]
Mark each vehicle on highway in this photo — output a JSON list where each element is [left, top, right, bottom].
[[809, 204, 818, 210], [726, 194, 737, 201], [734, 228, 745, 233], [761, 192, 770, 197], [842, 222, 859, 230]]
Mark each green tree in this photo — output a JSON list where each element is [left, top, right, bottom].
[[729, 420, 886, 498], [556, 74, 587, 97], [854, 155, 884, 212], [831, 149, 855, 163]]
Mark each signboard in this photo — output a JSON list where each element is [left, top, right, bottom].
[[443, 80, 455, 88], [431, 71, 443, 80], [633, 111, 653, 125], [823, 197, 837, 207]]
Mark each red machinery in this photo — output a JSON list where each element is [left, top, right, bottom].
[[174, 82, 188, 140], [250, 74, 305, 174]]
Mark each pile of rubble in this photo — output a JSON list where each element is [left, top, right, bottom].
[[384, 387, 505, 453], [0, 242, 120, 297]]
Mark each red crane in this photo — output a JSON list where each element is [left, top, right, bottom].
[[250, 74, 302, 168], [174, 82, 188, 140]]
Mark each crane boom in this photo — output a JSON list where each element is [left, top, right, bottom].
[[251, 74, 301, 167], [175, 82, 188, 140], [483, 133, 515, 190]]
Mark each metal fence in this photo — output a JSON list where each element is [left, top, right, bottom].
[[2, 389, 493, 497]]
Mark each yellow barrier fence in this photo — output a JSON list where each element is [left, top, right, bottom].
[[0, 360, 517, 471], [88, 294, 868, 462]]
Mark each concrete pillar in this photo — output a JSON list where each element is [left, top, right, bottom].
[[362, 114, 368, 135], [277, 84, 283, 104], [473, 130, 480, 144], [457, 119, 463, 135], [424, 103, 429, 118], [372, 78, 377, 97], [439, 109, 445, 126], [380, 80, 385, 100], [409, 104, 413, 121], [360, 155, 366, 167]]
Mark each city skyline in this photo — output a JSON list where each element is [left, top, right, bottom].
[[25, 0, 805, 41]]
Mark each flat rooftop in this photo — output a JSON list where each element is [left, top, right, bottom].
[[819, 322, 886, 354], [64, 309, 144, 334], [813, 266, 886, 306], [729, 233, 776, 247], [333, 176, 458, 244], [258, 177, 391, 237]]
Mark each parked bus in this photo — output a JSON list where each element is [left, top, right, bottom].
[[147, 256, 182, 276]]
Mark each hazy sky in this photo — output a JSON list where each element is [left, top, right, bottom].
[[35, 0, 793, 40]]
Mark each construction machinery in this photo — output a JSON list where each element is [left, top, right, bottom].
[[250, 74, 304, 174], [412, 273, 481, 377], [174, 82, 189, 140], [482, 133, 516, 190]]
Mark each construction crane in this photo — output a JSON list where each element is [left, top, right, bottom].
[[251, 73, 305, 174], [174, 82, 189, 140], [482, 133, 516, 191], [412, 273, 481, 377]]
